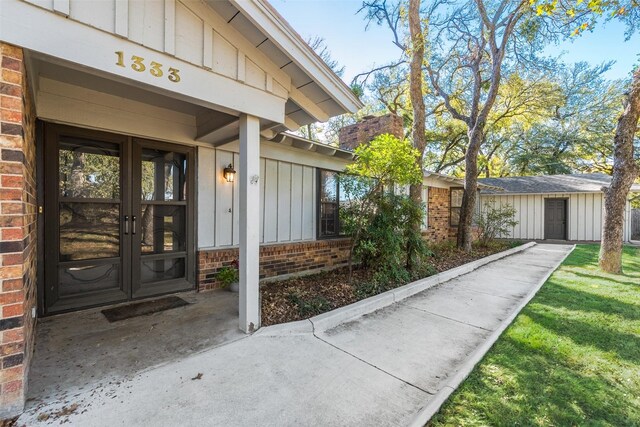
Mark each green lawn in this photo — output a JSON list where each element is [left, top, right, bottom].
[[429, 244, 640, 427]]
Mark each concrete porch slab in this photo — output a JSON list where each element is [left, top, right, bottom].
[[26, 290, 245, 408]]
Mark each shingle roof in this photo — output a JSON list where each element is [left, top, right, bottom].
[[479, 173, 640, 194], [424, 171, 500, 189]]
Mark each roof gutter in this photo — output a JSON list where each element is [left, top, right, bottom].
[[230, 0, 364, 114], [267, 132, 355, 160]]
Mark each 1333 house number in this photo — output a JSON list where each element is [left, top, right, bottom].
[[115, 51, 181, 83]]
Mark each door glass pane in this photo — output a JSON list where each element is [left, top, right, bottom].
[[59, 203, 120, 261], [140, 257, 185, 283], [58, 263, 120, 296], [141, 149, 187, 201], [59, 139, 120, 199], [140, 205, 186, 254]]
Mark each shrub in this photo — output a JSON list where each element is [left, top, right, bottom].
[[475, 200, 518, 247], [216, 263, 239, 288], [339, 134, 431, 280], [409, 262, 438, 281]]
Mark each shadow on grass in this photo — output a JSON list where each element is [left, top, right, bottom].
[[563, 245, 640, 277], [568, 269, 640, 286], [429, 335, 639, 426], [533, 281, 640, 321], [524, 308, 640, 363]]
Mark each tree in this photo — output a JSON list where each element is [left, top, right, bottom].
[[407, 0, 427, 267], [341, 134, 423, 278], [424, 0, 532, 251], [532, 0, 640, 273], [360, 0, 550, 252], [490, 63, 626, 176], [600, 68, 640, 273]]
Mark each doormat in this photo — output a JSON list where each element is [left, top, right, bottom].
[[102, 296, 190, 322]]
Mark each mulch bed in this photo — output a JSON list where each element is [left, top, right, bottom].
[[261, 241, 518, 326]]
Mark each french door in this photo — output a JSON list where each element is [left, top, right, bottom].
[[43, 124, 195, 314]]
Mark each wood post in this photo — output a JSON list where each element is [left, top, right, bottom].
[[238, 114, 261, 333]]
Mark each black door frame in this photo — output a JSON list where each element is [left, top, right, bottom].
[[131, 137, 196, 299], [544, 198, 568, 240], [38, 123, 196, 315]]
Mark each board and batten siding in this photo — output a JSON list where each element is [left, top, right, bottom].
[[480, 192, 633, 242], [198, 147, 316, 248], [22, 0, 290, 99]]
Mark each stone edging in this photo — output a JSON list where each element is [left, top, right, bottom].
[[255, 241, 537, 337], [407, 243, 576, 427]]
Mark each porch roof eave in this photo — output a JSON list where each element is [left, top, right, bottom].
[[232, 0, 364, 116]]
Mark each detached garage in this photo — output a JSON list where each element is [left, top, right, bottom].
[[478, 173, 640, 242]]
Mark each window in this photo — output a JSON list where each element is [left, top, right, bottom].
[[450, 187, 463, 226], [318, 169, 342, 238]]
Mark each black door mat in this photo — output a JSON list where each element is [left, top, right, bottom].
[[102, 296, 190, 322]]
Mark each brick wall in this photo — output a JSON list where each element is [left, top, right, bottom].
[[0, 43, 37, 419], [338, 114, 404, 151], [198, 239, 351, 290], [423, 186, 455, 242]]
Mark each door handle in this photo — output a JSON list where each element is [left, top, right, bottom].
[[124, 215, 129, 235], [132, 215, 137, 235]]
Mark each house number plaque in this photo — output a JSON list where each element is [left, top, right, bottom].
[[115, 51, 181, 83]]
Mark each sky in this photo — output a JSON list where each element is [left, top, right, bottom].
[[270, 0, 639, 85]]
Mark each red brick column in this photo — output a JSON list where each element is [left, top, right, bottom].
[[423, 187, 452, 242], [0, 43, 37, 419]]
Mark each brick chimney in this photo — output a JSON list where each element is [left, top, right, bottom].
[[338, 113, 404, 151]]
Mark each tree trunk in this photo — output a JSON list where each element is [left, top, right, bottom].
[[406, 0, 426, 269], [599, 68, 640, 273], [457, 127, 483, 252]]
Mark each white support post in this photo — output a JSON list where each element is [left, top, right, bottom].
[[239, 114, 261, 333]]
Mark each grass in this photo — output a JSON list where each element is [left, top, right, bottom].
[[429, 244, 640, 427]]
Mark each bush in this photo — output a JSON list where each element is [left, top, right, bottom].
[[409, 262, 438, 281], [475, 200, 518, 247], [339, 134, 431, 280], [216, 264, 239, 288]]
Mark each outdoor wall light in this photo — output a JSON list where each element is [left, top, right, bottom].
[[223, 164, 236, 183]]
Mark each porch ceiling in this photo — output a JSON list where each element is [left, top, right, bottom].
[[29, 54, 242, 145]]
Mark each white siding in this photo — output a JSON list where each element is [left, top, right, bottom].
[[22, 0, 290, 98], [479, 192, 608, 241], [262, 159, 279, 243], [290, 165, 303, 241], [623, 200, 632, 242], [301, 167, 315, 241], [197, 146, 216, 247], [198, 148, 317, 249], [277, 162, 292, 242], [214, 150, 234, 246]]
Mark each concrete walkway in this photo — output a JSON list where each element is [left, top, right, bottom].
[[18, 244, 573, 426]]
